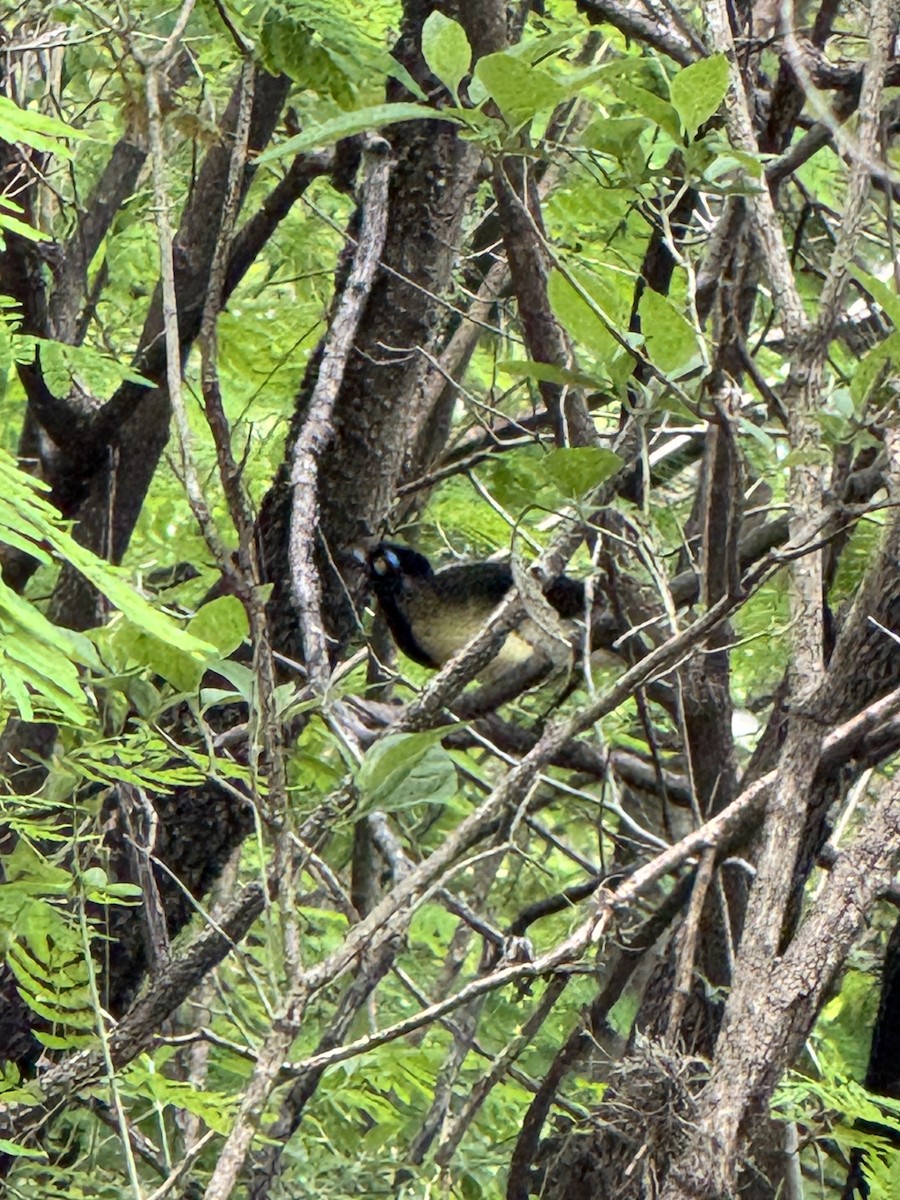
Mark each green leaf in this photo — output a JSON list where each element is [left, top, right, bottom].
[[256, 104, 459, 164], [258, 1, 404, 106], [850, 330, 900, 406], [74, 569, 212, 656], [602, 77, 681, 141], [474, 52, 567, 128], [124, 676, 162, 718], [638, 289, 704, 375], [548, 266, 633, 372], [0, 659, 33, 721], [0, 95, 90, 157], [542, 448, 623, 499], [0, 574, 96, 670], [829, 388, 855, 420], [106, 624, 205, 694], [0, 212, 51, 242], [201, 658, 257, 706], [580, 116, 651, 161], [737, 416, 778, 456], [0, 572, 99, 723], [188, 595, 250, 657], [356, 731, 458, 814], [0, 450, 214, 662], [1, 843, 73, 890], [422, 12, 471, 101], [496, 360, 602, 389], [3, 631, 84, 699], [669, 54, 729, 139], [849, 267, 900, 329], [0, 314, 11, 406], [697, 138, 764, 182], [510, 29, 586, 68], [37, 339, 153, 400], [0, 653, 87, 724], [0, 1138, 46, 1159], [135, 1071, 236, 1134], [479, 448, 550, 511]]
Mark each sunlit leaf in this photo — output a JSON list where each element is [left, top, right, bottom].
[[669, 54, 729, 139], [422, 12, 471, 101], [256, 104, 459, 163]]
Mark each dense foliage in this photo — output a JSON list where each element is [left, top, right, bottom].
[[1, 0, 900, 1197]]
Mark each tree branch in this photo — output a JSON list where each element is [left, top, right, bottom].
[[289, 136, 393, 687]]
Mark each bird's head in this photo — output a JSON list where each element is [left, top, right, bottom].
[[367, 543, 433, 594]]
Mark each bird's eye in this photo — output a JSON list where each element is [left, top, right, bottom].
[[372, 549, 399, 576]]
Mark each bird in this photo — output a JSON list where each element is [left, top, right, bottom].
[[365, 542, 587, 682]]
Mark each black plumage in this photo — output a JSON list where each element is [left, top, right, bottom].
[[366, 542, 585, 679]]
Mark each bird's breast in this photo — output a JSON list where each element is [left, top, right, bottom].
[[404, 591, 567, 680]]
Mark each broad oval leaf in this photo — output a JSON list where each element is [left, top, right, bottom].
[[188, 595, 250, 657], [422, 12, 471, 100], [548, 265, 633, 375], [542, 447, 624, 499], [669, 54, 729, 139], [638, 289, 704, 376], [474, 52, 567, 128], [356, 731, 458, 814]]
